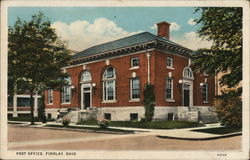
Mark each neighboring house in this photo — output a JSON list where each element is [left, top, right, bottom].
[[8, 91, 41, 118], [44, 21, 216, 123], [215, 72, 242, 96]]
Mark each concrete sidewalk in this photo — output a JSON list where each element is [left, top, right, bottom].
[[8, 121, 242, 140]]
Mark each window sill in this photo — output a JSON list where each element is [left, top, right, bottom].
[[166, 99, 175, 102], [102, 100, 117, 103], [167, 67, 175, 70], [129, 66, 139, 70], [203, 101, 209, 104], [47, 103, 53, 105], [129, 99, 140, 102], [61, 102, 71, 105]]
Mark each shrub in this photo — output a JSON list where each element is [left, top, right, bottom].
[[97, 118, 109, 129], [214, 92, 242, 128], [143, 84, 155, 122], [62, 118, 71, 127]]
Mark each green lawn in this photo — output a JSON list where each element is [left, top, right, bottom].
[[77, 120, 204, 129], [45, 124, 135, 134], [192, 127, 242, 135], [8, 122, 25, 124]]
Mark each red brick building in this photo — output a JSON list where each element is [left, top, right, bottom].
[[45, 22, 216, 122]]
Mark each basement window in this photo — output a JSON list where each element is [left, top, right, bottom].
[[130, 113, 138, 121], [104, 113, 111, 120], [168, 113, 174, 121], [47, 113, 52, 119]]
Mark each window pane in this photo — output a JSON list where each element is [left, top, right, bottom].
[[48, 89, 53, 104], [104, 81, 115, 101], [17, 98, 31, 107], [183, 67, 193, 78], [167, 57, 173, 67], [202, 83, 208, 102], [131, 78, 140, 99], [82, 71, 91, 82], [131, 57, 139, 67], [166, 77, 173, 99], [103, 67, 116, 101], [106, 67, 114, 78], [62, 86, 71, 103]]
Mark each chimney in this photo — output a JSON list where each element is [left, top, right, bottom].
[[157, 21, 171, 39]]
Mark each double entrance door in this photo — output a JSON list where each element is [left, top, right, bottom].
[[81, 84, 92, 109]]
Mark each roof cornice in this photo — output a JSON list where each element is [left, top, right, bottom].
[[70, 40, 192, 65]]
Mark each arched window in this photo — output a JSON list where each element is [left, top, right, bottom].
[[103, 67, 116, 101], [183, 67, 193, 79], [81, 71, 92, 82]]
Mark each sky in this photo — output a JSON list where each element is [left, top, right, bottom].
[[8, 7, 212, 52]]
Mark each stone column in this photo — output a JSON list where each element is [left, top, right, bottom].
[[13, 94, 17, 117], [34, 93, 38, 117]]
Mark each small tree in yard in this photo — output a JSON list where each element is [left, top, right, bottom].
[[143, 84, 156, 122], [8, 12, 71, 125]]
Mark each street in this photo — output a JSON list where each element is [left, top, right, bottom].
[[8, 125, 241, 150]]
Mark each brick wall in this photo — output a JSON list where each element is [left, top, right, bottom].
[[45, 50, 215, 110], [153, 50, 215, 107], [153, 50, 188, 106], [45, 51, 150, 109]]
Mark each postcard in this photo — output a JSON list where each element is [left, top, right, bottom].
[[1, 0, 249, 159]]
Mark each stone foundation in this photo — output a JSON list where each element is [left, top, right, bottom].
[[46, 106, 218, 123]]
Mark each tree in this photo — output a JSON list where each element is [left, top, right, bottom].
[[192, 7, 242, 90], [8, 12, 71, 125], [213, 91, 242, 128], [192, 8, 242, 127], [38, 94, 47, 123], [143, 84, 156, 122]]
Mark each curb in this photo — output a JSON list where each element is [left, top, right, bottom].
[[156, 132, 242, 141]]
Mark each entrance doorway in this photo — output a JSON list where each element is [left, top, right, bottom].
[[81, 85, 92, 110], [183, 84, 190, 107]]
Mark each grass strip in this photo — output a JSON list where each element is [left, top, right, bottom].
[[77, 120, 204, 129], [45, 124, 135, 134], [8, 122, 25, 124], [192, 127, 242, 135], [8, 117, 55, 122]]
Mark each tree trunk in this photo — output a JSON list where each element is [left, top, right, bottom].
[[30, 93, 35, 125]]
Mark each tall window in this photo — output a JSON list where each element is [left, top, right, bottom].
[[62, 77, 71, 103], [202, 83, 208, 102], [167, 57, 173, 68], [48, 89, 53, 104], [131, 57, 139, 68], [130, 78, 140, 100], [103, 67, 116, 101], [166, 77, 173, 100]]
